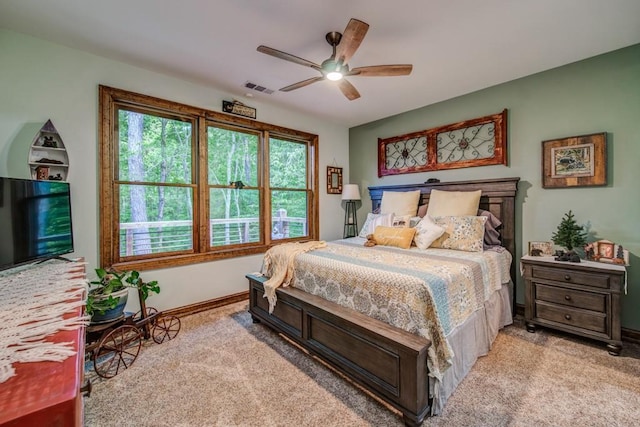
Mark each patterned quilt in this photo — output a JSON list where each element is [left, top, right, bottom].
[[290, 238, 512, 380]]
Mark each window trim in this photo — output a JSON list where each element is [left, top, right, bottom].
[[99, 85, 319, 271]]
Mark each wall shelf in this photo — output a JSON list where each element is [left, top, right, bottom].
[[28, 119, 69, 181]]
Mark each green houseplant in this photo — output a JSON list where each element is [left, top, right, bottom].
[[551, 210, 587, 262], [87, 268, 160, 323]]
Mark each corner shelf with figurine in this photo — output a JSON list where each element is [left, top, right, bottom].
[[28, 119, 69, 181]]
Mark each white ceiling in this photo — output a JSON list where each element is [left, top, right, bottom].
[[1, 0, 639, 127]]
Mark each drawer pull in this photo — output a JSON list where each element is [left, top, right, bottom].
[[564, 295, 571, 301], [564, 275, 571, 281], [565, 314, 572, 320]]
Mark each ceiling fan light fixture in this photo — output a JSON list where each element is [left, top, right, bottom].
[[326, 71, 343, 81], [257, 18, 411, 101]]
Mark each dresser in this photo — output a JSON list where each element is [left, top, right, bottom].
[[521, 255, 626, 355], [0, 261, 87, 427]]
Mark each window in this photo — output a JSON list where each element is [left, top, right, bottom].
[[99, 86, 318, 271]]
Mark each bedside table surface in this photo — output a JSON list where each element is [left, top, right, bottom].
[[521, 255, 626, 272]]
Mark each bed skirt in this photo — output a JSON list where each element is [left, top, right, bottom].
[[431, 281, 513, 414]]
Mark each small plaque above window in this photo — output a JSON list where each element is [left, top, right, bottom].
[[378, 109, 508, 176], [222, 100, 256, 119]]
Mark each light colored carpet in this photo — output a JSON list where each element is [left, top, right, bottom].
[[84, 301, 640, 426]]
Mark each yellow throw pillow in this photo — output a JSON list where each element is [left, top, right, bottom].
[[373, 226, 417, 249], [426, 189, 481, 217]]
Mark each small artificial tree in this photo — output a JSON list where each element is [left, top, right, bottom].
[[551, 210, 587, 253]]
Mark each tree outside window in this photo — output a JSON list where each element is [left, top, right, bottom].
[[99, 86, 318, 271]]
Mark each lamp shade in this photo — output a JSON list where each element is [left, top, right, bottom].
[[341, 184, 361, 201]]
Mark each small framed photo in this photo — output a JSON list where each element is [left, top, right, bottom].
[[586, 239, 629, 265], [528, 241, 553, 257]]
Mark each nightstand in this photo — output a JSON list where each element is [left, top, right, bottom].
[[521, 255, 626, 355]]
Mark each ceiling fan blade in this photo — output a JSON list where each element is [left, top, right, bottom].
[[257, 45, 322, 71], [347, 64, 413, 77], [334, 19, 369, 64], [280, 76, 325, 92], [337, 79, 361, 101]]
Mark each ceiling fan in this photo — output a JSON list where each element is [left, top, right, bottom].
[[257, 18, 413, 101]]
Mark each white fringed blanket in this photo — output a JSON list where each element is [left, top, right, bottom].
[[0, 260, 89, 383], [262, 240, 327, 313]]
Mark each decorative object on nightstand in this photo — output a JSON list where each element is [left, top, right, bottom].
[[585, 240, 630, 266], [528, 241, 553, 257], [551, 210, 587, 262], [341, 184, 361, 238], [522, 255, 626, 355]]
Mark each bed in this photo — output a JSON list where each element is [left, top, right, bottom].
[[247, 177, 519, 426]]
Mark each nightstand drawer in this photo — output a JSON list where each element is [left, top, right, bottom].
[[535, 284, 606, 312], [535, 302, 606, 334], [531, 266, 609, 289]]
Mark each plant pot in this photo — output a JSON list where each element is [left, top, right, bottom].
[[90, 288, 129, 323]]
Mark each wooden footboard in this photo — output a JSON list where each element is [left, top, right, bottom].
[[247, 274, 431, 426]]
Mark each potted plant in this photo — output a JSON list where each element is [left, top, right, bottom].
[[551, 210, 587, 262], [87, 268, 160, 323]]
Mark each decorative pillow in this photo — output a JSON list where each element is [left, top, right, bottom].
[[413, 216, 446, 250], [417, 204, 428, 218], [373, 226, 417, 250], [478, 209, 502, 246], [392, 214, 412, 228], [409, 216, 422, 228], [380, 190, 421, 217], [426, 189, 482, 217], [358, 212, 394, 238], [430, 216, 487, 252]]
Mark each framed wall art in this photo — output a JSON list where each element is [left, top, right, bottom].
[[326, 166, 343, 194], [378, 130, 428, 177], [542, 132, 607, 188], [429, 109, 507, 171], [378, 109, 507, 177]]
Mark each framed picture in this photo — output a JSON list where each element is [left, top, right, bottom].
[[378, 130, 429, 177], [542, 132, 607, 188], [585, 240, 629, 266], [326, 166, 343, 194], [378, 109, 507, 177], [429, 109, 507, 172], [528, 241, 553, 256]]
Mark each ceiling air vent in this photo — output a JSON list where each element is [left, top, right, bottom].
[[243, 81, 274, 95]]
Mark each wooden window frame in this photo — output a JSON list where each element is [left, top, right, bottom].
[[99, 85, 319, 271]]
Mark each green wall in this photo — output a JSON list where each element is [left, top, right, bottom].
[[349, 44, 640, 331]]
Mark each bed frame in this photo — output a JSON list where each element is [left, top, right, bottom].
[[247, 177, 519, 426]]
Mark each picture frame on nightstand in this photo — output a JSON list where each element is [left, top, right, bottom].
[[585, 239, 629, 266], [528, 241, 553, 257]]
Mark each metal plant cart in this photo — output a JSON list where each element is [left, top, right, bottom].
[[85, 287, 181, 378]]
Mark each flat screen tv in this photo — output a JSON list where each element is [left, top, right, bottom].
[[0, 177, 74, 271]]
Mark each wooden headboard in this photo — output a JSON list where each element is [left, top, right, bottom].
[[368, 177, 520, 285]]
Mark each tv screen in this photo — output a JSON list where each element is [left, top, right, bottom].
[[0, 177, 74, 271]]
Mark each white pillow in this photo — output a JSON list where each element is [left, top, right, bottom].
[[358, 212, 394, 237], [392, 214, 412, 228], [380, 190, 421, 217], [413, 216, 446, 250], [426, 189, 482, 217], [409, 216, 422, 228]]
